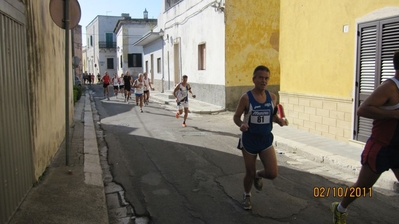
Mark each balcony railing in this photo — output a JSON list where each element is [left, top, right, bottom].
[[99, 41, 116, 48]]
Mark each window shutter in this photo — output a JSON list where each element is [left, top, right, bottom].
[[354, 16, 399, 142], [128, 54, 133, 67], [355, 23, 377, 142], [380, 19, 399, 83], [359, 24, 378, 94]]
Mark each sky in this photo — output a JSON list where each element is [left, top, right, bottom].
[[78, 0, 162, 46]]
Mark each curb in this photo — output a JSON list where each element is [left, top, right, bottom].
[[84, 93, 104, 186], [190, 108, 227, 114], [151, 93, 226, 115], [83, 90, 110, 223]]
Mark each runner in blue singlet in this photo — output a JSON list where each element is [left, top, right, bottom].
[[239, 90, 274, 155], [233, 65, 288, 210]]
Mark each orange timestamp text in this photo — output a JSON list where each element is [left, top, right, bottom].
[[313, 186, 373, 198]]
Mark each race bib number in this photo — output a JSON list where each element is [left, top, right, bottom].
[[250, 110, 270, 124]]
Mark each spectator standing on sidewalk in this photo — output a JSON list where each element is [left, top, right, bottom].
[[173, 75, 196, 127], [331, 51, 399, 223], [233, 65, 287, 210], [102, 71, 111, 100], [143, 72, 155, 105], [123, 71, 132, 103], [133, 73, 145, 112]]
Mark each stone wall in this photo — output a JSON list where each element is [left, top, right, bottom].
[[279, 91, 353, 143]]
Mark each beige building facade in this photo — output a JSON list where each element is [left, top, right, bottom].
[[1, 0, 74, 222], [26, 0, 74, 179]]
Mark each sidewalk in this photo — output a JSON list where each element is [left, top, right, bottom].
[[8, 91, 109, 224], [150, 90, 399, 194]]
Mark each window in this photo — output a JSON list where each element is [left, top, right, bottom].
[[107, 58, 114, 69], [354, 16, 399, 142], [157, 58, 161, 73], [165, 0, 180, 11], [120, 55, 123, 68], [198, 43, 206, 70], [90, 36, 93, 46], [128, 53, 142, 67], [106, 33, 113, 48]]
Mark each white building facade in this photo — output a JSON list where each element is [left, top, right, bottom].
[[147, 0, 226, 107], [85, 15, 123, 77], [114, 14, 157, 80], [134, 31, 164, 92]]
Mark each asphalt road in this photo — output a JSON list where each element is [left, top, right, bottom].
[[89, 84, 399, 224]]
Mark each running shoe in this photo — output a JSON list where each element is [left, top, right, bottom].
[[330, 202, 347, 224], [254, 176, 263, 191], [141, 109, 143, 113], [182, 123, 187, 127], [175, 112, 180, 119], [241, 194, 252, 210]]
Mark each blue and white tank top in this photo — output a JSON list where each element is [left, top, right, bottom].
[[243, 90, 274, 135], [176, 83, 189, 102]]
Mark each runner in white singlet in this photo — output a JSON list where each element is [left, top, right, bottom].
[[112, 73, 119, 98], [173, 75, 196, 127], [133, 73, 145, 112], [143, 72, 154, 106]]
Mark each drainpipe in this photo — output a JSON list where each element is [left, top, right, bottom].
[[161, 38, 164, 93], [64, 0, 70, 165]]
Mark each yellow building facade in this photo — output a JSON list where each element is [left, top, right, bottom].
[[279, 0, 399, 143], [225, 0, 281, 110]]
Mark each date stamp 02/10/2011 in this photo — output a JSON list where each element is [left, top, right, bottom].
[[313, 186, 373, 198]]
